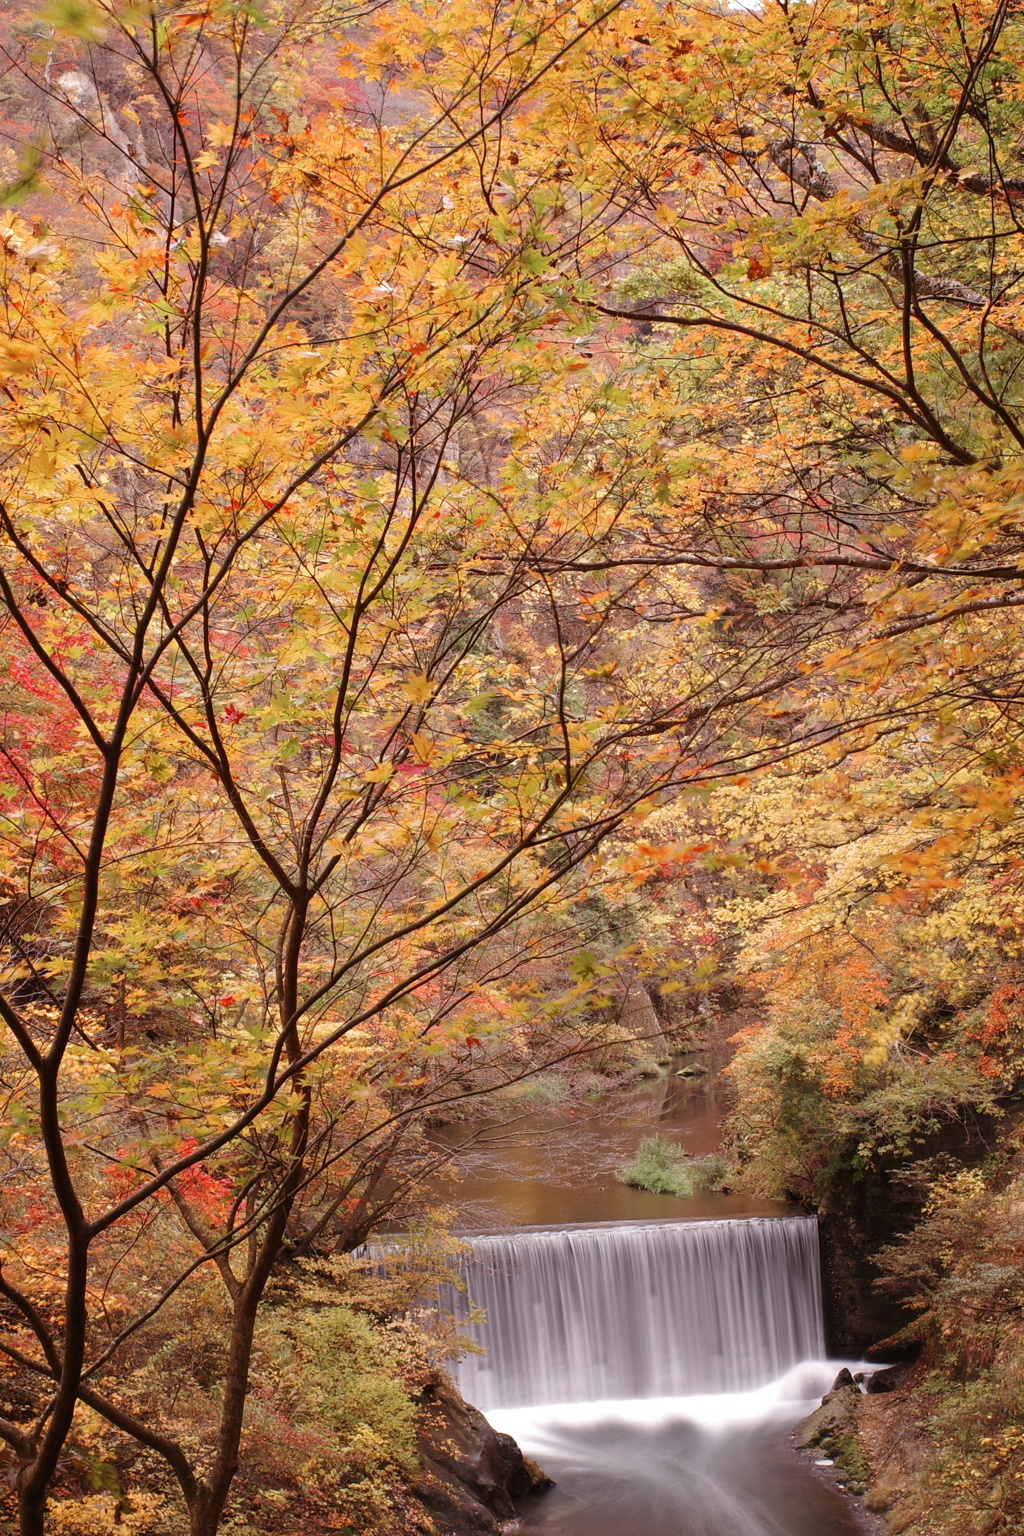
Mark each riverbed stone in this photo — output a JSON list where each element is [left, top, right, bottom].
[[856, 1364, 906, 1394]]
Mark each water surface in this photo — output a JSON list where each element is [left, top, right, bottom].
[[437, 1055, 787, 1230], [507, 1407, 864, 1536], [437, 1056, 865, 1536]]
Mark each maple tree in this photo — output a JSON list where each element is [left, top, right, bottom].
[[516, 0, 1024, 1201], [518, 0, 1024, 760], [0, 1, 840, 1531]]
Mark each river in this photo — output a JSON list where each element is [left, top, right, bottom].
[[437, 1058, 870, 1535]]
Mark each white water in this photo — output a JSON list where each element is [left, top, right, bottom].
[[443, 1214, 865, 1534], [488, 1363, 862, 1536], [488, 1359, 842, 1450], [447, 1215, 826, 1411]]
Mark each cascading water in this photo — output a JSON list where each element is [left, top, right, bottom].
[[448, 1215, 825, 1410], [441, 1214, 861, 1536], [427, 1073, 866, 1534]]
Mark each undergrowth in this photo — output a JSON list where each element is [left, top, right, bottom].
[[861, 1158, 1024, 1536]]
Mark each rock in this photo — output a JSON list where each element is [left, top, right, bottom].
[[855, 1364, 906, 1394], [522, 1454, 555, 1494], [792, 1374, 872, 1496], [674, 1063, 707, 1078], [817, 1115, 999, 1355], [864, 1336, 921, 1363], [415, 1374, 553, 1535], [792, 1376, 858, 1451]]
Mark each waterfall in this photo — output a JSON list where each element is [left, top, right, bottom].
[[446, 1216, 825, 1410]]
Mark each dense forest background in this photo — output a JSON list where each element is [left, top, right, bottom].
[[2, 0, 1024, 1531]]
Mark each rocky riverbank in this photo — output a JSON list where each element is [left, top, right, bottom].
[[415, 1375, 553, 1534], [791, 1370, 888, 1535]]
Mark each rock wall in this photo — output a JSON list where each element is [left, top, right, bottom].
[[817, 1172, 921, 1355], [817, 1112, 1001, 1355]]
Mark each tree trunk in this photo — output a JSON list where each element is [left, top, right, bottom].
[[182, 1271, 273, 1536], [17, 1481, 46, 1536], [188, 1489, 221, 1536]]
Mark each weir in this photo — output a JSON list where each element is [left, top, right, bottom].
[[447, 1215, 826, 1410]]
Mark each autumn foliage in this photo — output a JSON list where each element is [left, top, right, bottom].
[[5, 0, 1024, 1531]]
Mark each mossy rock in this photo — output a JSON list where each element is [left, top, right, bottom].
[[828, 1430, 871, 1494], [793, 1372, 858, 1450], [793, 1373, 873, 1498]]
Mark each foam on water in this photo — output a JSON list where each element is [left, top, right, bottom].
[[485, 1359, 846, 1454], [483, 1363, 867, 1536]]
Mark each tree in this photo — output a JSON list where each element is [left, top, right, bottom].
[[13, 2, 1024, 1529], [520, 0, 1024, 766], [0, 1, 836, 1530], [505, 0, 1024, 1193]]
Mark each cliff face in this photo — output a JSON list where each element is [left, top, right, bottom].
[[813, 1145, 1024, 1536], [415, 1376, 552, 1535], [817, 1114, 1001, 1355], [818, 1172, 922, 1355]]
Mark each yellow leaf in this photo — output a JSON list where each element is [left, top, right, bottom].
[[410, 732, 437, 764], [402, 673, 433, 704]]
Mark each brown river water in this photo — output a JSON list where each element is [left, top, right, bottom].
[[436, 1054, 788, 1231]]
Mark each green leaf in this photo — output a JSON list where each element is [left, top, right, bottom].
[[520, 247, 549, 276], [570, 950, 597, 981], [0, 146, 45, 208], [37, 0, 106, 39]]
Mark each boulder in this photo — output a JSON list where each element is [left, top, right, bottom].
[[792, 1372, 858, 1451], [855, 1364, 906, 1394], [415, 1374, 552, 1535]]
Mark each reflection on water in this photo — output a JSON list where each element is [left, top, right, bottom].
[[490, 1366, 866, 1536], [436, 1055, 788, 1230]]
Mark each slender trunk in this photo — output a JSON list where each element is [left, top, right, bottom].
[[187, 904, 312, 1536], [16, 1484, 45, 1536], [17, 1079, 93, 1536], [187, 1287, 261, 1536], [184, 1156, 305, 1533], [188, 1487, 222, 1536]]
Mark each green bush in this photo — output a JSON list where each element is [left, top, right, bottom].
[[287, 1305, 419, 1474], [616, 1136, 726, 1196]]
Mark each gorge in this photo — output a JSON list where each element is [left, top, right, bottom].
[[3, 1, 1021, 1530]]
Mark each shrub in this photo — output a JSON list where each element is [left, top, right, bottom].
[[262, 1303, 420, 1476], [864, 1162, 1024, 1536], [616, 1136, 726, 1196], [46, 1494, 164, 1536]]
